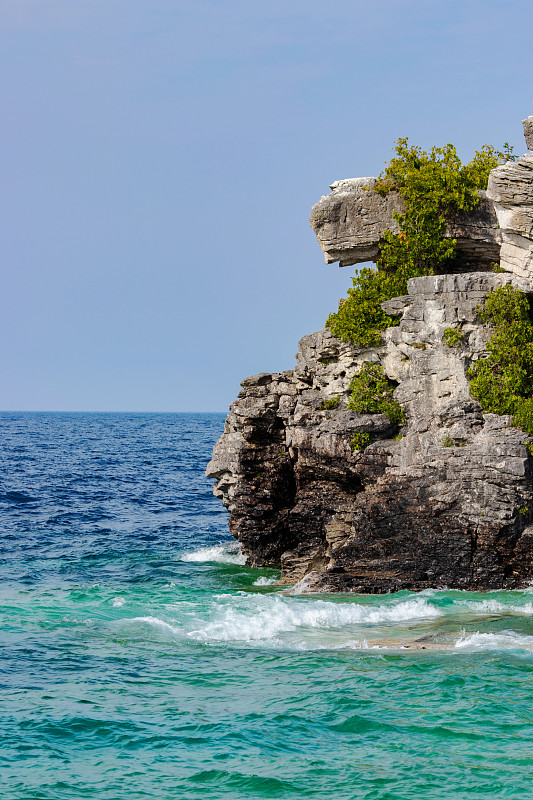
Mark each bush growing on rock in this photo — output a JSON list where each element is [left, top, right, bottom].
[[347, 362, 404, 427], [442, 326, 465, 347], [320, 395, 340, 410], [468, 285, 533, 435], [326, 139, 504, 346], [350, 432, 371, 451]]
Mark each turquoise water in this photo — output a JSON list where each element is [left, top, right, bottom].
[[2, 413, 533, 799]]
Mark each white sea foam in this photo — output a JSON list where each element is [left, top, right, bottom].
[[187, 595, 442, 643], [180, 542, 246, 565], [454, 598, 533, 615], [253, 576, 278, 586], [287, 573, 319, 594], [454, 630, 533, 651], [111, 596, 126, 607]]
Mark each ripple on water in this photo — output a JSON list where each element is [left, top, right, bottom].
[[2, 413, 533, 800]]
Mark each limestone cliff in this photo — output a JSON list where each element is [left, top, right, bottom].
[[309, 178, 500, 271], [207, 119, 533, 593]]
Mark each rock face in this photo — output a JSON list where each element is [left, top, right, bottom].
[[487, 153, 533, 281], [524, 116, 533, 150], [207, 272, 533, 592], [310, 178, 501, 271], [207, 120, 533, 592]]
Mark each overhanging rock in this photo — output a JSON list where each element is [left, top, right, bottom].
[[310, 177, 501, 271]]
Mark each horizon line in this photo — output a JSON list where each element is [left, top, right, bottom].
[[0, 409, 228, 414]]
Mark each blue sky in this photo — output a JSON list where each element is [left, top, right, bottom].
[[1, 0, 532, 411]]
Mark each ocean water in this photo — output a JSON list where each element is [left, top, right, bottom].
[[2, 413, 533, 800]]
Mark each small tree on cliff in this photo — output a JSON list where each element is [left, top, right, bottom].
[[326, 140, 505, 347]]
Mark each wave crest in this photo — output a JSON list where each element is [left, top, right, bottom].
[[181, 542, 246, 565], [188, 595, 442, 643], [455, 630, 533, 651]]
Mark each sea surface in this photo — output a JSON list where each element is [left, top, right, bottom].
[[2, 412, 533, 799]]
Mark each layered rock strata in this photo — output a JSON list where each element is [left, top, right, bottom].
[[207, 272, 533, 592], [207, 123, 533, 592], [310, 178, 501, 271], [487, 151, 533, 280]]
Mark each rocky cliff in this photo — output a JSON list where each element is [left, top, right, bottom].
[[207, 118, 533, 593]]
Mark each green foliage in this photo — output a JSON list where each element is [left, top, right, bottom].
[[325, 266, 401, 348], [327, 139, 504, 346], [347, 362, 404, 426], [468, 285, 533, 436], [512, 399, 533, 435], [320, 395, 340, 410], [442, 326, 465, 347], [501, 142, 518, 162], [350, 432, 371, 451], [411, 342, 427, 351], [442, 434, 466, 447]]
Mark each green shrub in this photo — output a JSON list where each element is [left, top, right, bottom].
[[327, 139, 504, 347], [350, 432, 371, 451], [442, 326, 465, 347], [320, 395, 340, 410], [442, 434, 454, 447], [468, 285, 533, 436], [347, 362, 404, 426]]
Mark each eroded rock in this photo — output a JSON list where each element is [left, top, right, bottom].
[[524, 116, 533, 151], [309, 178, 501, 271], [207, 272, 533, 592], [487, 153, 533, 281], [208, 121, 533, 592]]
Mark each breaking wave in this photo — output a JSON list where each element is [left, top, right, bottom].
[[253, 576, 278, 586], [181, 542, 246, 565], [187, 594, 442, 644], [454, 630, 533, 651], [453, 598, 533, 615]]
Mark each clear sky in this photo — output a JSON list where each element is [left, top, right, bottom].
[[1, 0, 532, 411]]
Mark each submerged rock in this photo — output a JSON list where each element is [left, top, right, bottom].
[[207, 121, 533, 592]]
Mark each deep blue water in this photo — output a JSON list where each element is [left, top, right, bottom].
[[2, 412, 533, 800]]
